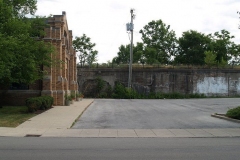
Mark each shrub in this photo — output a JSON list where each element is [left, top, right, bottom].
[[26, 97, 42, 112], [70, 93, 75, 100], [65, 94, 71, 101], [26, 96, 53, 113], [112, 82, 127, 99], [112, 81, 207, 100], [226, 106, 240, 120], [39, 96, 54, 110]]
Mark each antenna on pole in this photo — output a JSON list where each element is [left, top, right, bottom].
[[126, 9, 135, 89]]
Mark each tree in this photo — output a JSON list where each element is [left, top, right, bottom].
[[0, 0, 55, 107], [73, 34, 98, 67], [228, 43, 240, 65], [204, 51, 216, 68], [139, 20, 177, 64], [209, 30, 236, 65], [112, 42, 144, 65], [0, 0, 54, 85], [112, 44, 130, 64], [86, 50, 98, 67], [175, 30, 211, 66], [3, 0, 37, 17]]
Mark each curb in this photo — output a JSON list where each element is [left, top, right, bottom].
[[211, 113, 240, 123], [70, 100, 94, 128]]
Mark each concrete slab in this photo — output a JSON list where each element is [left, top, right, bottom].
[[80, 129, 99, 137], [6, 128, 31, 137], [134, 129, 156, 137], [203, 129, 232, 137], [218, 128, 240, 137], [169, 129, 195, 137], [0, 128, 15, 137], [27, 128, 48, 136], [41, 128, 66, 137], [186, 129, 214, 137], [152, 129, 176, 137], [99, 129, 118, 137], [117, 129, 138, 137], [60, 129, 82, 137]]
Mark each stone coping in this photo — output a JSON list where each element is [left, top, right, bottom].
[[211, 113, 240, 123]]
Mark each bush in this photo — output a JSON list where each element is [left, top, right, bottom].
[[39, 96, 54, 110], [226, 106, 240, 120], [26, 97, 42, 112], [26, 96, 53, 113], [112, 82, 141, 99], [112, 82, 207, 100]]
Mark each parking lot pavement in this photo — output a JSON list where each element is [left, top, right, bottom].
[[72, 98, 240, 129]]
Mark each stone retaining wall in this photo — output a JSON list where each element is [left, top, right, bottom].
[[78, 68, 240, 96]]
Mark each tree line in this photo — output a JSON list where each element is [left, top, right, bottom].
[[112, 19, 240, 67]]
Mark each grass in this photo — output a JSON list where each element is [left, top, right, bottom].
[[0, 106, 37, 127], [226, 106, 240, 120]]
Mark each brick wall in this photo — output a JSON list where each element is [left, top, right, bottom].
[[42, 11, 78, 106]]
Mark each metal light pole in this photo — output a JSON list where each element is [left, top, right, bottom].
[[128, 9, 134, 88]]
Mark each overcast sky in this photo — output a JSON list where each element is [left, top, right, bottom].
[[36, 0, 240, 63]]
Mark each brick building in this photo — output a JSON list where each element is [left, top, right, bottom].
[[2, 11, 78, 106], [42, 11, 78, 106]]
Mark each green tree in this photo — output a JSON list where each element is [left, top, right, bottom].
[[112, 44, 130, 64], [0, 0, 55, 107], [73, 34, 98, 67], [139, 20, 177, 64], [209, 30, 235, 65], [175, 30, 211, 65], [204, 51, 216, 68], [112, 42, 144, 65], [133, 42, 144, 63], [228, 43, 240, 65], [0, 0, 54, 85], [86, 50, 98, 67], [3, 0, 37, 17]]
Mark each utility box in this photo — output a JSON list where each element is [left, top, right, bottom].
[[126, 23, 134, 31]]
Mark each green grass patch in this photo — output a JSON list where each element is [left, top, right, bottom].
[[0, 106, 37, 127], [226, 106, 240, 120]]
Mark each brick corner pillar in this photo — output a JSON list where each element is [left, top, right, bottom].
[[57, 89, 65, 106], [41, 74, 53, 97]]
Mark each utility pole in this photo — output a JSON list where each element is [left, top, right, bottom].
[[127, 9, 135, 88]]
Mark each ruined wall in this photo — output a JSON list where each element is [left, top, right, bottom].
[[78, 68, 240, 97]]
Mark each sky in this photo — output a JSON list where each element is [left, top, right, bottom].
[[36, 0, 240, 63]]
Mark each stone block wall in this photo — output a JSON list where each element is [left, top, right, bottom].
[[78, 68, 240, 97]]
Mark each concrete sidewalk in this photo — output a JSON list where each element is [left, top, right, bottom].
[[0, 99, 240, 138], [0, 99, 94, 137]]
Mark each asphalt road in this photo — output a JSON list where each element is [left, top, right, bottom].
[[1, 137, 240, 160], [72, 98, 240, 129]]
